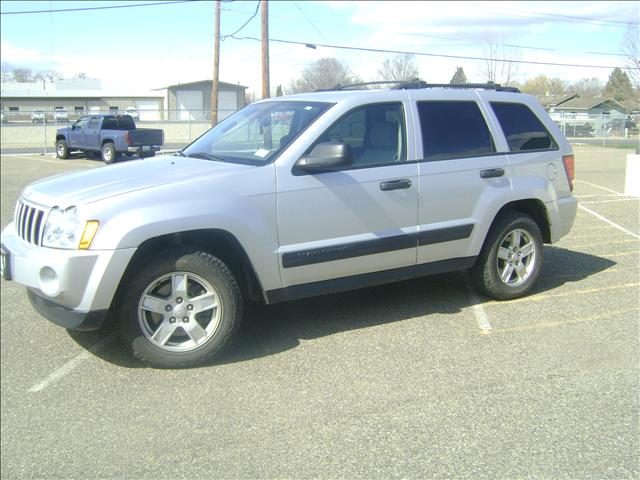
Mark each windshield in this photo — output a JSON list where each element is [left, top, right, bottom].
[[182, 101, 333, 165]]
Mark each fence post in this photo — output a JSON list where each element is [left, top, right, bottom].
[[43, 117, 48, 155], [601, 113, 605, 148]]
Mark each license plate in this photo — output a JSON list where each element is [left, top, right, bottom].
[[142, 146, 150, 151], [0, 244, 11, 281]]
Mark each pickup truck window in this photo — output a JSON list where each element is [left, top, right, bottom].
[[102, 115, 136, 130], [88, 118, 100, 129], [182, 101, 333, 165]]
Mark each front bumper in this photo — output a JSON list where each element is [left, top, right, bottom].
[[1, 222, 136, 318], [28, 289, 108, 330]]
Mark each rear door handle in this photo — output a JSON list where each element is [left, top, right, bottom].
[[380, 179, 412, 191], [480, 168, 505, 179]]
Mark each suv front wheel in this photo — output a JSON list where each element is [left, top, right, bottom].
[[471, 212, 543, 300], [118, 247, 243, 368]]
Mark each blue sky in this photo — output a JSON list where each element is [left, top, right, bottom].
[[1, 0, 638, 96]]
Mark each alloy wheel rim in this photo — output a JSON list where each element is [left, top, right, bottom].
[[137, 271, 222, 352], [496, 228, 536, 286]]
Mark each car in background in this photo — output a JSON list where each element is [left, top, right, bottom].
[[0, 111, 5, 123], [31, 110, 46, 123], [125, 107, 139, 120], [54, 108, 69, 122]]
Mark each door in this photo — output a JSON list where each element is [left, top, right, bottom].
[[68, 116, 89, 148], [176, 90, 203, 121], [135, 100, 159, 121], [276, 102, 419, 288], [218, 91, 237, 121], [84, 117, 102, 150], [414, 99, 510, 265]]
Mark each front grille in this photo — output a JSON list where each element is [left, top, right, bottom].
[[15, 200, 47, 245]]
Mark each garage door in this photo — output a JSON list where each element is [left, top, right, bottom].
[[218, 91, 238, 121], [176, 90, 204, 121], [135, 100, 160, 121]]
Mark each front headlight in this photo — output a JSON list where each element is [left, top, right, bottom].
[[42, 207, 99, 249]]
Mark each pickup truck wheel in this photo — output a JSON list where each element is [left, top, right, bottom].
[[470, 213, 543, 300], [101, 142, 118, 164], [55, 140, 69, 159], [118, 248, 243, 368]]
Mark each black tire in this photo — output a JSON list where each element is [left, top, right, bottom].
[[55, 139, 69, 159], [118, 247, 243, 368], [101, 142, 118, 164], [470, 212, 543, 300]]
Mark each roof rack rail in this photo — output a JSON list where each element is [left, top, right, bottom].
[[314, 80, 520, 93], [314, 80, 426, 92], [396, 82, 521, 93]]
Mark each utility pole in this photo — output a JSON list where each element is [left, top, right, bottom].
[[211, 0, 221, 126], [261, 0, 270, 99]]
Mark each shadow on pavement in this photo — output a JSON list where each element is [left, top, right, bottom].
[[66, 247, 615, 369]]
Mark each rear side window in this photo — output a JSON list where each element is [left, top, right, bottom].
[[418, 101, 495, 161], [490, 102, 557, 152]]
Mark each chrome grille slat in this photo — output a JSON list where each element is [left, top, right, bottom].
[[14, 200, 47, 246]]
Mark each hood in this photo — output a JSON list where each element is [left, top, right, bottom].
[[22, 155, 253, 207]]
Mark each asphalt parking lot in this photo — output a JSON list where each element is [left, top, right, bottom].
[[1, 146, 638, 479]]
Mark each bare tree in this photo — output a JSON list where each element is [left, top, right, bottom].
[[570, 78, 603, 98], [479, 33, 520, 86], [622, 23, 639, 91], [287, 58, 359, 94], [521, 75, 568, 97], [34, 70, 63, 82], [378, 54, 420, 82], [11, 68, 33, 82]]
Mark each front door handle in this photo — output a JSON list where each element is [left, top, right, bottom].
[[380, 179, 412, 191], [480, 168, 505, 179]]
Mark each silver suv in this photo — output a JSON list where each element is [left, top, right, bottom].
[[1, 82, 577, 368]]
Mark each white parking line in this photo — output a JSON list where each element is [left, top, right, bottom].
[[465, 276, 492, 334], [580, 198, 639, 205], [574, 179, 623, 196], [578, 205, 640, 240], [28, 333, 117, 393], [2, 154, 98, 167]]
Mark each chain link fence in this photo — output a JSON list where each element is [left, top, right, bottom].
[[0, 109, 238, 154], [1, 108, 638, 154], [549, 111, 639, 148]]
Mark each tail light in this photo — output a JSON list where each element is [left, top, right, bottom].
[[125, 132, 131, 145], [562, 154, 574, 191]]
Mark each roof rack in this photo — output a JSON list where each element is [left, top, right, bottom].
[[314, 80, 520, 93], [397, 82, 521, 93]]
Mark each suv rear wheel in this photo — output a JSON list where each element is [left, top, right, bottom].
[[471, 212, 543, 300], [118, 247, 242, 368]]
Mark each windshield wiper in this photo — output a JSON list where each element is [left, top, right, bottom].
[[185, 152, 227, 162]]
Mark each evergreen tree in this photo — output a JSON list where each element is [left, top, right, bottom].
[[450, 67, 468, 84], [604, 67, 634, 101]]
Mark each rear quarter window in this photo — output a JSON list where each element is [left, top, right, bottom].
[[490, 102, 558, 152]]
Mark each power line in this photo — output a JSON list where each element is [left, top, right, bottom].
[[466, 2, 639, 27], [0, 1, 195, 15], [220, 1, 260, 41], [229, 35, 639, 71], [220, 5, 629, 58]]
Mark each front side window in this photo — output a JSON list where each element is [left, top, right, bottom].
[[183, 101, 332, 165], [313, 103, 406, 167], [75, 117, 90, 129], [418, 101, 494, 161], [490, 102, 557, 152]]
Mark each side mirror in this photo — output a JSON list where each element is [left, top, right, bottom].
[[295, 142, 353, 172]]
